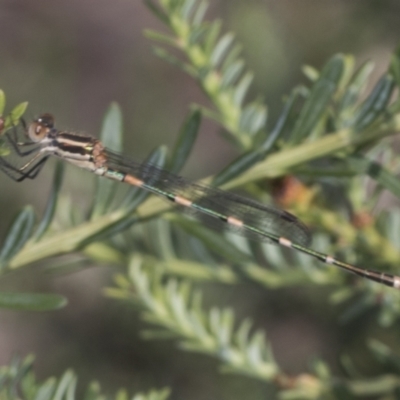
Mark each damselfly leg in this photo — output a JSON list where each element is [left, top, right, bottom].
[[0, 156, 48, 182], [0, 119, 49, 181]]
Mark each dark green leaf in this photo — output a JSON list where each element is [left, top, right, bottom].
[[238, 102, 267, 135], [35, 380, 57, 400], [341, 61, 374, 110], [167, 0, 184, 14], [33, 162, 64, 240], [53, 371, 76, 400], [188, 25, 208, 45], [221, 43, 243, 72], [91, 103, 123, 219], [213, 151, 264, 187], [192, 0, 208, 25], [143, 0, 170, 24], [146, 219, 176, 260], [80, 215, 138, 250], [221, 59, 245, 88], [335, 54, 356, 95], [353, 74, 395, 131], [338, 61, 374, 125], [204, 20, 222, 56], [290, 54, 345, 142], [0, 292, 67, 311], [390, 45, 400, 87], [169, 108, 201, 173], [210, 33, 234, 68], [181, 0, 197, 21], [144, 29, 177, 47], [100, 102, 123, 150], [0, 206, 35, 268], [261, 88, 300, 152], [233, 72, 253, 107], [0, 89, 5, 116], [346, 154, 400, 199]]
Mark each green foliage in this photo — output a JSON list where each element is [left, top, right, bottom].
[[0, 206, 35, 269], [0, 92, 28, 156], [0, 356, 171, 400], [144, 0, 268, 150], [1, 0, 400, 399], [106, 255, 279, 380], [168, 107, 201, 173], [0, 292, 66, 311]]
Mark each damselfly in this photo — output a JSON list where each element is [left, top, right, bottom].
[[0, 113, 399, 289]]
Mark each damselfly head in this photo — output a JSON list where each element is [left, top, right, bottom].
[[27, 113, 55, 142]]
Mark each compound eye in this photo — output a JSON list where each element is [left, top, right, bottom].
[[27, 113, 55, 142], [37, 113, 54, 128]]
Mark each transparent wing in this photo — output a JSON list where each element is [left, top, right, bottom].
[[105, 149, 312, 246]]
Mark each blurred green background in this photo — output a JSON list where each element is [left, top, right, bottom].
[[0, 1, 400, 399]]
